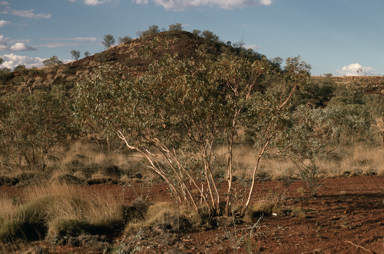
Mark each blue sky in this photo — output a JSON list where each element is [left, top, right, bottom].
[[0, 0, 383, 76]]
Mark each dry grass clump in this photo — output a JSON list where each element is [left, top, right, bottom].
[[0, 185, 126, 244], [216, 143, 384, 182], [125, 202, 207, 234], [0, 141, 158, 188]]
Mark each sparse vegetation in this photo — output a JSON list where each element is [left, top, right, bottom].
[[1, 26, 384, 253], [43, 55, 63, 66], [70, 50, 80, 61], [118, 35, 132, 44], [137, 25, 160, 38], [102, 34, 115, 49], [95, 50, 111, 62], [168, 23, 183, 31]]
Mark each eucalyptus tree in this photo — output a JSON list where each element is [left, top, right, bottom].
[[0, 87, 76, 171], [43, 56, 63, 66], [70, 50, 80, 60], [75, 36, 310, 217], [169, 23, 183, 31], [102, 34, 115, 48], [118, 36, 132, 44]]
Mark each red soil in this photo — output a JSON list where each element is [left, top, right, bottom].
[[1, 175, 384, 253]]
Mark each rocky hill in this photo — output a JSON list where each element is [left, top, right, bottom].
[[0, 31, 236, 95], [1, 30, 384, 97]]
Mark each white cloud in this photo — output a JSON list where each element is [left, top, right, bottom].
[[0, 1, 9, 14], [336, 63, 379, 76], [133, 0, 273, 11], [73, 37, 98, 41], [0, 35, 36, 51], [83, 0, 120, 5], [0, 34, 6, 45], [0, 20, 11, 27], [8, 38, 29, 43], [68, 0, 121, 5], [244, 44, 261, 51], [0, 53, 45, 70], [40, 37, 98, 42], [36, 42, 79, 48], [12, 9, 51, 19], [9, 42, 36, 51]]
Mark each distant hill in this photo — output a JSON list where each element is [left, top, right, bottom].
[[0, 31, 253, 95], [1, 30, 384, 97]]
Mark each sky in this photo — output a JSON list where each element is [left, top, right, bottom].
[[0, 0, 383, 76]]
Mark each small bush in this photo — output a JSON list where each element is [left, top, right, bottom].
[[121, 200, 151, 223], [244, 202, 283, 223], [123, 57, 135, 67], [0, 176, 18, 186], [50, 174, 83, 185], [102, 165, 122, 178], [0, 196, 54, 243], [95, 51, 111, 63], [47, 217, 93, 244]]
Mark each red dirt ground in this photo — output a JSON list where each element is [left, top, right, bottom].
[[1, 175, 384, 254]]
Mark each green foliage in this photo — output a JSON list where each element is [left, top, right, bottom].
[[168, 23, 183, 31], [43, 56, 63, 66], [0, 57, 3, 65], [13, 64, 26, 72], [202, 30, 220, 42], [0, 87, 77, 170], [192, 29, 201, 37], [137, 25, 160, 38], [95, 51, 111, 63], [70, 50, 80, 60], [364, 94, 384, 119], [75, 46, 311, 217], [0, 68, 12, 85], [285, 105, 347, 159], [118, 35, 132, 44], [84, 51, 90, 57], [102, 34, 115, 48]]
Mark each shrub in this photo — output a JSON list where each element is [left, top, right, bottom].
[[70, 50, 80, 61], [75, 38, 311, 217], [95, 51, 110, 63], [137, 25, 160, 38], [102, 34, 115, 49], [118, 36, 132, 44], [0, 88, 77, 171], [43, 56, 63, 66], [168, 23, 183, 31]]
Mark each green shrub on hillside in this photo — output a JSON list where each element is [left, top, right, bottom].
[[95, 51, 111, 63], [0, 87, 77, 171], [43, 56, 63, 67], [75, 37, 311, 218]]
